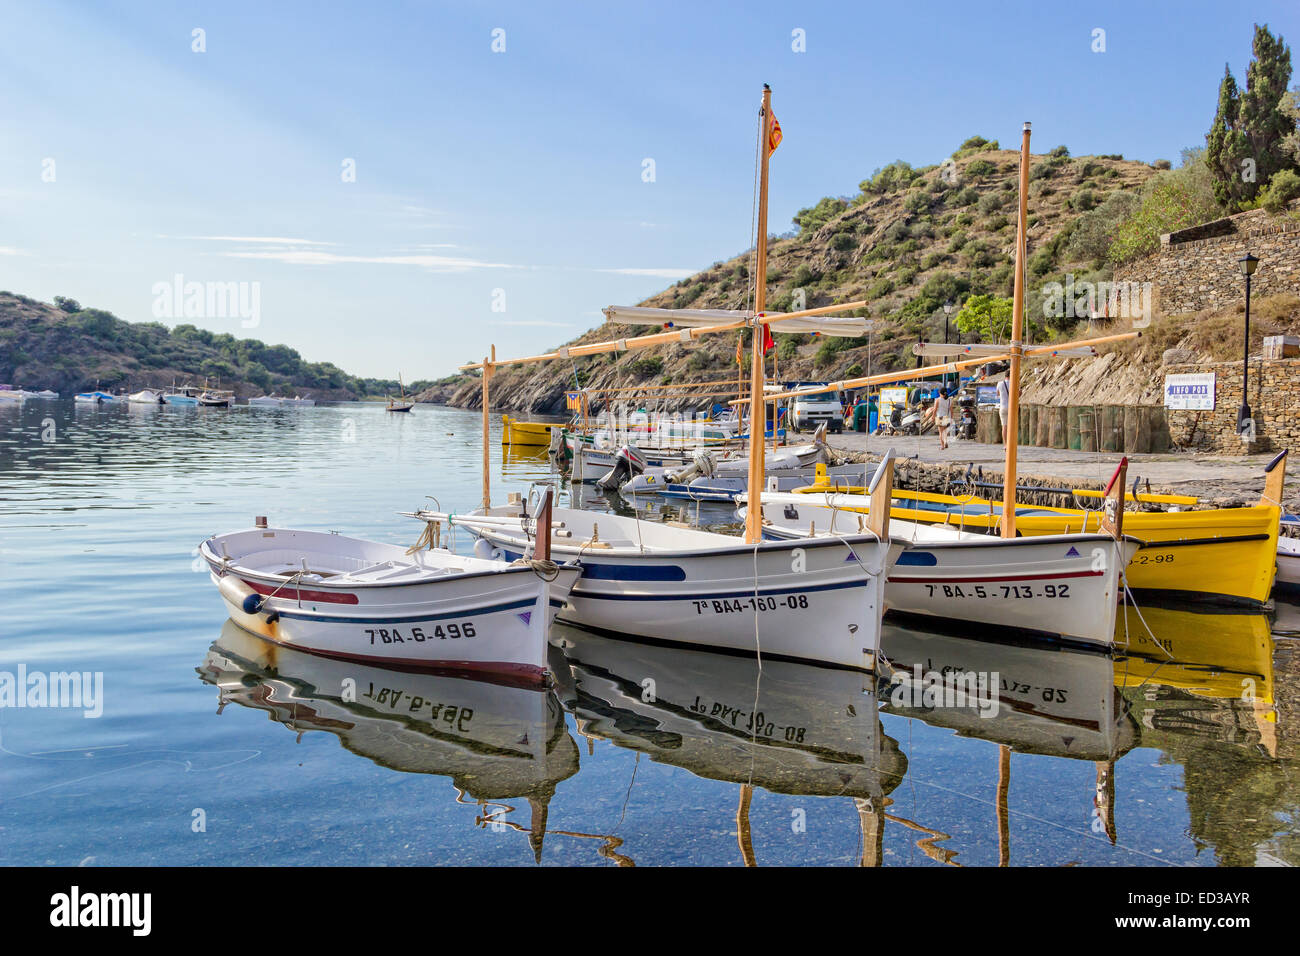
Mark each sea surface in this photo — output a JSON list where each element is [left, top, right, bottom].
[[1, 398, 1296, 866]]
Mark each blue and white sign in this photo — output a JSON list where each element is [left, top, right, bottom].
[[1164, 372, 1215, 410]]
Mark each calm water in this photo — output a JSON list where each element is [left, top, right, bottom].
[[1, 399, 1296, 866]]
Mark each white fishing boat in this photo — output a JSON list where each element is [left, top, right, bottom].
[[451, 460, 902, 673], [200, 490, 582, 684], [34, 389, 59, 399], [163, 385, 201, 406], [247, 394, 283, 407], [198, 389, 234, 407], [454, 86, 900, 673], [127, 388, 165, 404], [281, 395, 315, 407], [745, 484, 1138, 648]]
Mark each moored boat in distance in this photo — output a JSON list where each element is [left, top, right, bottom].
[[200, 490, 582, 685], [128, 388, 165, 404], [198, 389, 234, 407], [75, 390, 119, 404], [387, 374, 414, 412], [501, 414, 554, 443]]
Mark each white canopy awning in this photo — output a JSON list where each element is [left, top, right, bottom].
[[602, 305, 872, 338]]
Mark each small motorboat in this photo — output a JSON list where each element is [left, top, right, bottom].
[[75, 390, 118, 404], [128, 388, 165, 404], [200, 489, 581, 684], [281, 395, 315, 407], [198, 390, 233, 407], [501, 415, 557, 444], [248, 394, 283, 407]]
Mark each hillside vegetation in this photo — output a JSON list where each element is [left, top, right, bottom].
[[430, 139, 1161, 413], [0, 292, 430, 400]]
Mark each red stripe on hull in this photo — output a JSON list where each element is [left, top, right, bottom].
[[242, 578, 360, 605], [888, 569, 1104, 584]]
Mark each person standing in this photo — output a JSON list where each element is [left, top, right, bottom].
[[935, 387, 951, 451], [996, 377, 1010, 443]]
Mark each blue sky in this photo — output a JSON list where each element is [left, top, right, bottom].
[[2, 0, 1297, 378]]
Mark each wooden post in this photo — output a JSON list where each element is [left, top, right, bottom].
[[481, 346, 493, 512], [1001, 122, 1031, 539], [866, 451, 895, 541], [737, 784, 757, 866], [534, 485, 552, 563], [1100, 456, 1129, 540], [745, 84, 773, 545], [997, 744, 1011, 866], [1260, 448, 1288, 507]]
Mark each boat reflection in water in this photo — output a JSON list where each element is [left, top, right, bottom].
[[550, 624, 907, 866], [1113, 603, 1294, 866], [197, 621, 580, 861], [880, 620, 1137, 855]]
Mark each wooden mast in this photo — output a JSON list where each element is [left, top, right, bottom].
[[745, 84, 773, 545], [481, 345, 494, 511], [1001, 122, 1031, 540]]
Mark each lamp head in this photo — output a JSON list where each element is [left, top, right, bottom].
[[1239, 253, 1259, 276]]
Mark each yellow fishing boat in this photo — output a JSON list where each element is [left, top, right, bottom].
[[501, 414, 560, 446], [790, 451, 1287, 607]]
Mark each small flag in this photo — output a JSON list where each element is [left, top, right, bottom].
[[736, 335, 744, 366], [762, 323, 775, 354], [768, 111, 782, 154]]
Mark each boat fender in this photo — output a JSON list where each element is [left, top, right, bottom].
[[473, 537, 498, 561], [218, 574, 266, 616]]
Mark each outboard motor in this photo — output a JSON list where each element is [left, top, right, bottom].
[[665, 447, 717, 484], [596, 444, 647, 491]]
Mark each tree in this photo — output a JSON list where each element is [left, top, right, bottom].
[[53, 296, 81, 313], [792, 196, 847, 232], [1110, 149, 1222, 263], [953, 294, 1040, 343], [1206, 24, 1296, 206]]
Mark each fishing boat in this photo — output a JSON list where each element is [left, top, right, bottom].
[[745, 479, 1138, 648], [248, 394, 282, 407], [0, 389, 24, 404], [387, 375, 414, 413], [1277, 517, 1300, 592], [74, 390, 118, 404], [33, 389, 59, 399], [199, 489, 582, 685], [452, 87, 956, 672], [786, 454, 1286, 608], [127, 388, 165, 404], [198, 389, 234, 407], [501, 414, 555, 443]]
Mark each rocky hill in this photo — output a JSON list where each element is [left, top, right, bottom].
[[427, 139, 1160, 413], [0, 292, 425, 400]]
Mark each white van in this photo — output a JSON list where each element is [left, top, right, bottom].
[[790, 387, 843, 433]]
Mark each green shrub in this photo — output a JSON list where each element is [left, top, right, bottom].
[[965, 159, 996, 178], [1260, 169, 1300, 214], [859, 161, 919, 196], [977, 191, 1004, 215], [792, 196, 848, 232], [830, 231, 857, 251], [1153, 158, 1172, 170], [1049, 145, 1070, 159], [953, 186, 979, 206], [845, 363, 864, 377], [1070, 188, 1098, 211]]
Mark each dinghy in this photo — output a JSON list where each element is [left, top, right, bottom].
[[200, 490, 581, 684]]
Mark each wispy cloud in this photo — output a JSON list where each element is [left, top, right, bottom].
[[217, 250, 518, 271], [0, 246, 28, 256], [596, 267, 696, 279], [487, 319, 575, 327], [186, 235, 338, 246]]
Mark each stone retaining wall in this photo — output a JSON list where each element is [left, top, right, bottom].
[[1115, 205, 1300, 315]]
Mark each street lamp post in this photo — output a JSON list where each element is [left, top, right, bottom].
[[943, 300, 954, 391], [1238, 254, 1259, 438]]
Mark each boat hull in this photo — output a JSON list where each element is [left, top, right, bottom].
[[752, 496, 1137, 647], [502, 415, 558, 446], [200, 529, 581, 684], [786, 486, 1279, 607], [472, 505, 900, 672]]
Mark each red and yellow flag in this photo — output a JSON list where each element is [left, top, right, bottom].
[[767, 111, 782, 154], [736, 334, 744, 366]]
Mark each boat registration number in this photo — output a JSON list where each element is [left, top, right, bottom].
[[691, 595, 809, 615], [365, 622, 476, 644], [920, 584, 1070, 599]]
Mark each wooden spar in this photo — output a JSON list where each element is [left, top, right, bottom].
[[746, 84, 773, 546], [1002, 122, 1031, 540], [865, 451, 894, 541], [481, 346, 494, 511], [731, 330, 1141, 406], [1260, 448, 1288, 507], [456, 300, 871, 373]]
